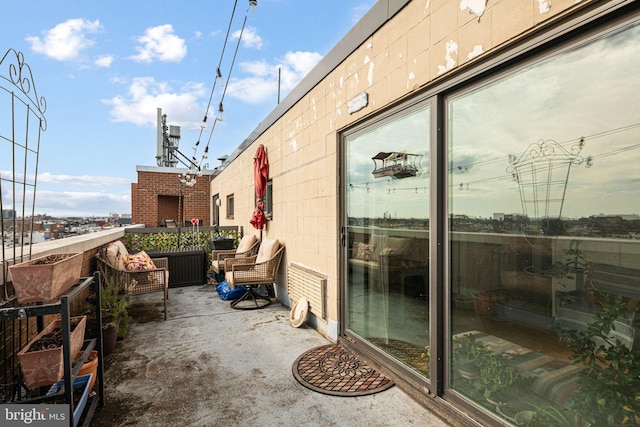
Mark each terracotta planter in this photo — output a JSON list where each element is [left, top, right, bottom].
[[472, 291, 505, 318], [77, 350, 98, 391], [18, 316, 87, 388], [9, 253, 83, 304]]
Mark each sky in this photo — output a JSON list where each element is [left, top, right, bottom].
[[0, 0, 376, 218]]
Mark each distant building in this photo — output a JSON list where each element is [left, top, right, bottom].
[[131, 166, 213, 227]]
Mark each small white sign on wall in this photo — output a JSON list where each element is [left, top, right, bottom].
[[348, 92, 369, 114]]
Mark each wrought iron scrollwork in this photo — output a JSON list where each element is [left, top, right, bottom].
[[0, 48, 47, 130], [506, 138, 589, 242], [506, 138, 585, 178]]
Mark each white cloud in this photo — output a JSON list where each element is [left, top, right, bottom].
[[38, 172, 130, 186], [35, 190, 131, 217], [103, 77, 207, 129], [1, 182, 131, 217], [232, 26, 263, 49], [130, 24, 187, 63], [227, 51, 322, 104], [95, 54, 114, 68], [26, 18, 102, 61]]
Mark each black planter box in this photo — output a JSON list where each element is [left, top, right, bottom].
[[209, 238, 235, 250], [148, 247, 206, 287]]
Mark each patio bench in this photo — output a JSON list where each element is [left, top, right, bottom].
[[95, 241, 169, 320]]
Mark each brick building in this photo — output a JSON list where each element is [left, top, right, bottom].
[[131, 166, 213, 227]]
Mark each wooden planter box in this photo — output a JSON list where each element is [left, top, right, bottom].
[[18, 316, 87, 388], [9, 253, 83, 304]]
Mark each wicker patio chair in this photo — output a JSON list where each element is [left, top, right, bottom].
[[95, 241, 169, 320], [224, 238, 285, 310], [210, 234, 260, 276]]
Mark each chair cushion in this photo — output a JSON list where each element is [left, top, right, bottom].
[[353, 242, 376, 261], [255, 238, 280, 264], [236, 234, 257, 253], [211, 260, 223, 273], [105, 241, 129, 271], [380, 237, 414, 256], [368, 234, 388, 260]]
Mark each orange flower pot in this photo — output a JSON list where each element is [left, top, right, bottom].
[[78, 350, 99, 390]]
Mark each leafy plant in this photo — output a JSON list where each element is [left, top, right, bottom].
[[529, 405, 583, 427], [557, 294, 640, 426], [558, 240, 593, 298], [124, 229, 241, 268], [453, 334, 521, 401], [101, 282, 129, 338], [564, 240, 590, 272], [420, 345, 430, 375], [454, 333, 487, 364]]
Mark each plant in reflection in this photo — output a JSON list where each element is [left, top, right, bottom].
[[557, 240, 593, 304], [453, 334, 521, 402], [553, 294, 640, 427], [420, 345, 430, 375]]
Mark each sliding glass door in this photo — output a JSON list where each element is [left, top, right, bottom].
[[344, 105, 431, 379], [447, 18, 640, 425]]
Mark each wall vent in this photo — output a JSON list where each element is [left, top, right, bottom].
[[287, 263, 326, 319]]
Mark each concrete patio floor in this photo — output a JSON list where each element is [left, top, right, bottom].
[[90, 284, 452, 427]]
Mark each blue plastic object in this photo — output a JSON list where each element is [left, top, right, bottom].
[[216, 281, 246, 300]]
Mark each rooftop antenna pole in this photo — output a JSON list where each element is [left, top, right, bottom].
[[156, 108, 163, 166]]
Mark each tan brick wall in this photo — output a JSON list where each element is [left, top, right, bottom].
[[210, 0, 597, 323]]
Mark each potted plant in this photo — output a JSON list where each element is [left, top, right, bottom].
[[77, 350, 98, 391], [100, 283, 129, 356], [561, 240, 593, 304], [453, 334, 521, 403], [453, 333, 485, 379], [17, 315, 87, 388], [9, 253, 83, 304]]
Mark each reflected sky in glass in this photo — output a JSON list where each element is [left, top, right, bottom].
[[449, 22, 640, 219]]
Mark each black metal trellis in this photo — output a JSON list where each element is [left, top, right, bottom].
[[0, 48, 48, 296], [0, 48, 47, 394]]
